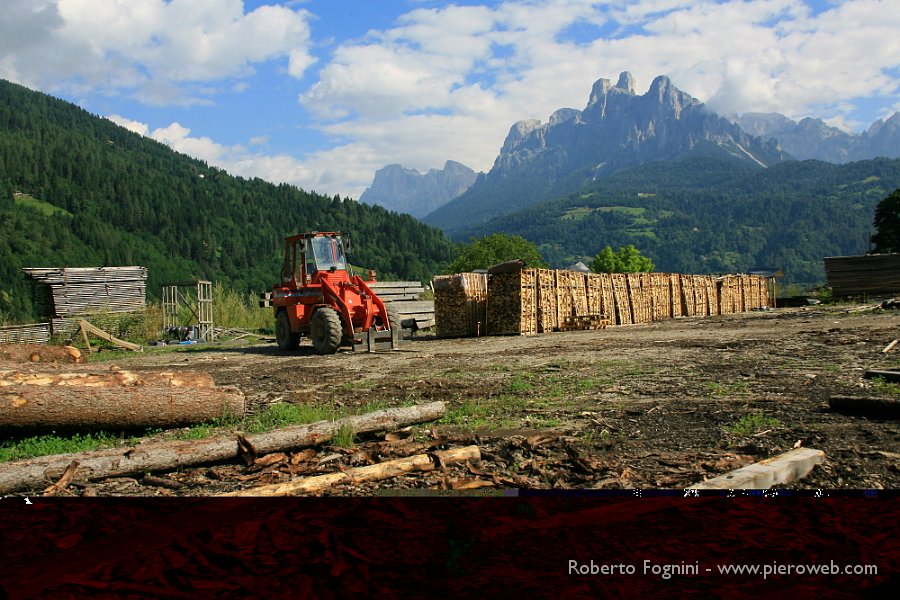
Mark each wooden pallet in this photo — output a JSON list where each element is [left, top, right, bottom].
[[558, 314, 610, 331]]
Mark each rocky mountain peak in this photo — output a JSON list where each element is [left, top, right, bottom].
[[359, 160, 477, 219], [615, 71, 636, 94]]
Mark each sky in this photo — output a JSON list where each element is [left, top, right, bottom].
[[2, 0, 899, 200]]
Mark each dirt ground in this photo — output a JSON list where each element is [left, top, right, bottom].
[[35, 304, 900, 495]]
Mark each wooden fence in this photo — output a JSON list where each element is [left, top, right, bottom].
[[435, 269, 770, 337]]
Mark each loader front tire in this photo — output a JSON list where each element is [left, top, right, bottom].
[[311, 308, 342, 355], [275, 310, 300, 351]]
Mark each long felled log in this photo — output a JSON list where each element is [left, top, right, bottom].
[[221, 445, 480, 496], [0, 368, 239, 430], [0, 401, 446, 495]]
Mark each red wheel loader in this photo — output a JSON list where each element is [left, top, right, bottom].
[[263, 232, 400, 354]]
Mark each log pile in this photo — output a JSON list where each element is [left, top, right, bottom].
[[435, 268, 770, 337], [669, 274, 683, 318], [610, 273, 632, 325], [0, 366, 244, 430], [367, 281, 426, 302], [0, 401, 447, 495], [433, 273, 489, 337]]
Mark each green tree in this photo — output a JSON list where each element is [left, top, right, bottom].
[[591, 244, 654, 273], [871, 189, 900, 253], [447, 233, 548, 273]]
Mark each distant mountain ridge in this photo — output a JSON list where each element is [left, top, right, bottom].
[[359, 160, 476, 218], [733, 112, 900, 163], [423, 72, 791, 237]]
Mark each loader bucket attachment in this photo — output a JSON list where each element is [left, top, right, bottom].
[[352, 327, 400, 352]]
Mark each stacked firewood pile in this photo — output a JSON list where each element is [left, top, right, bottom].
[[486, 270, 538, 335], [433, 273, 489, 337], [435, 268, 770, 337]]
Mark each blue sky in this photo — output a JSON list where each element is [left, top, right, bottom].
[[2, 0, 898, 199]]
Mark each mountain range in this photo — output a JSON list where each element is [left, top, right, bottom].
[[732, 112, 900, 164], [362, 72, 900, 235]]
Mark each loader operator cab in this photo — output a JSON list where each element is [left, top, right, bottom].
[[306, 234, 347, 275]]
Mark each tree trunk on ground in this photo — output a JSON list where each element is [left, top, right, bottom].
[[0, 368, 216, 388], [0, 369, 241, 430], [0, 401, 446, 495], [221, 445, 480, 496], [1, 385, 245, 430]]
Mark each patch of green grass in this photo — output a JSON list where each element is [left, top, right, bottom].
[[561, 207, 595, 221], [246, 403, 333, 433], [705, 380, 751, 398], [441, 399, 495, 428], [0, 431, 122, 462], [13, 193, 73, 218], [869, 377, 900, 398], [504, 374, 534, 394], [338, 378, 378, 391], [527, 416, 561, 428], [728, 412, 781, 436], [331, 423, 355, 448]]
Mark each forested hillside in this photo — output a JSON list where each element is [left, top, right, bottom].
[[0, 80, 455, 321], [462, 155, 900, 285]]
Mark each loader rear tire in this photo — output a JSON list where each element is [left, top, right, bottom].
[[311, 308, 342, 355], [275, 310, 300, 351]]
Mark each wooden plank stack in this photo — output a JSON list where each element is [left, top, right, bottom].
[[22, 267, 148, 338], [435, 268, 770, 337], [433, 273, 488, 337], [824, 253, 900, 297], [368, 281, 435, 329], [367, 281, 426, 302], [0, 323, 51, 344]]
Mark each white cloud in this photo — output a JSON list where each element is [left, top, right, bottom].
[[106, 115, 150, 136], [0, 0, 315, 103], [118, 118, 343, 198], [27, 1, 896, 201]]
